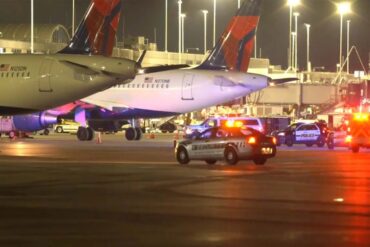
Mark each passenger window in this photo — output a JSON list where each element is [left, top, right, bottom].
[[297, 125, 307, 131]]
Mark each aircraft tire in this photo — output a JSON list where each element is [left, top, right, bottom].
[[77, 127, 89, 141], [87, 127, 95, 141], [125, 128, 137, 141], [135, 127, 142, 141]]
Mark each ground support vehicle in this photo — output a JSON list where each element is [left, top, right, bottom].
[[54, 121, 81, 134], [175, 126, 276, 166], [346, 113, 370, 153]]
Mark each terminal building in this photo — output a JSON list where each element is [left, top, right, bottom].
[[0, 23, 368, 123]]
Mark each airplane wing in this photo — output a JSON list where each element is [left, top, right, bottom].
[[81, 98, 129, 112]]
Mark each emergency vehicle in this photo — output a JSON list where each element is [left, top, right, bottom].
[[346, 112, 370, 153], [175, 126, 277, 165], [272, 122, 328, 147], [184, 117, 264, 139]]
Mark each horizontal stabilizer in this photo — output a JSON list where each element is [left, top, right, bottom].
[[269, 77, 298, 86]]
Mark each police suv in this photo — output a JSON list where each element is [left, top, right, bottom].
[[175, 126, 277, 165], [272, 122, 328, 147], [184, 116, 264, 139]]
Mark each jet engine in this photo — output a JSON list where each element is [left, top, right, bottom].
[[13, 112, 58, 132]]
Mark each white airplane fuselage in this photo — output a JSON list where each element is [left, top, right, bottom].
[[83, 68, 270, 118]]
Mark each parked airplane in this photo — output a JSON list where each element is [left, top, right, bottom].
[[0, 0, 136, 116], [78, 0, 295, 141], [10, 0, 295, 141]]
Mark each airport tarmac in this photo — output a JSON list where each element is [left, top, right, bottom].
[[0, 133, 369, 247]]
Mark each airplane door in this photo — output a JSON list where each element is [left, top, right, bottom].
[[39, 59, 54, 92], [181, 74, 194, 100]]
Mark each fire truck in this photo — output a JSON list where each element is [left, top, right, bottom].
[[347, 112, 370, 153]]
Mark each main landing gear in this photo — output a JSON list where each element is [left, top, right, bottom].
[[125, 127, 142, 141], [77, 127, 95, 141]]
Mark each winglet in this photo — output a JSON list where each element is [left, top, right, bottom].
[[197, 0, 262, 72], [59, 0, 122, 56], [137, 50, 147, 67]]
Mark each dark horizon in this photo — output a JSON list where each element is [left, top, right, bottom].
[[0, 0, 369, 72]]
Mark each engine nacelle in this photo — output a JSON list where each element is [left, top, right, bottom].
[[13, 112, 58, 132]]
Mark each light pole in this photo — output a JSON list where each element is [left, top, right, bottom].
[[337, 2, 351, 73], [304, 23, 311, 72], [178, 1, 182, 60], [292, 32, 296, 70], [202, 10, 208, 54], [346, 20, 350, 74], [287, 0, 300, 69], [237, 0, 240, 9], [165, 0, 168, 52], [181, 14, 186, 53], [213, 0, 216, 47], [72, 0, 75, 36], [254, 30, 257, 58], [31, 0, 34, 53], [294, 12, 299, 72]]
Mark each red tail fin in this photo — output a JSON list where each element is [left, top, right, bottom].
[[198, 0, 262, 72], [59, 0, 122, 56]]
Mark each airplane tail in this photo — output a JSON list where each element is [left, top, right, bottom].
[[197, 0, 262, 72], [59, 0, 122, 56]]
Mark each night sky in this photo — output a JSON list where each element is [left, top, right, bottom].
[[0, 0, 369, 72]]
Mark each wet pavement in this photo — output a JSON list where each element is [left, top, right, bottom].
[[0, 134, 369, 246]]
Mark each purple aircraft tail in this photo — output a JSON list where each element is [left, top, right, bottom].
[[59, 0, 122, 56], [197, 0, 262, 72]]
